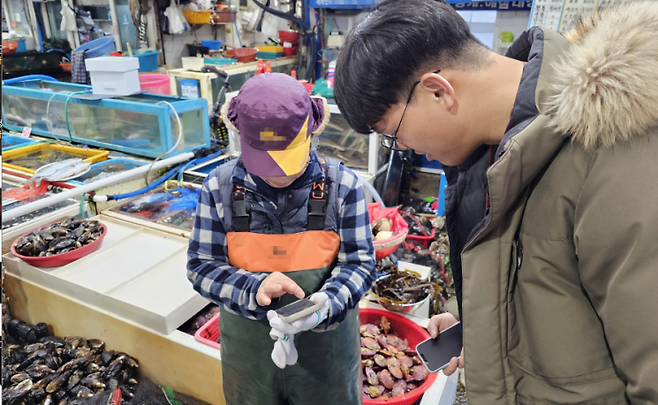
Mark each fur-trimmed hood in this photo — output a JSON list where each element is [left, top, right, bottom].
[[548, 1, 658, 149]]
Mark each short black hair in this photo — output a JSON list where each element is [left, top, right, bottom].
[[334, 0, 490, 134]]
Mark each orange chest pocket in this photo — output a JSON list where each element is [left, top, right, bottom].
[[226, 230, 340, 272]]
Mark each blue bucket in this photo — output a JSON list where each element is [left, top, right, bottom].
[[75, 36, 116, 58], [201, 40, 222, 50], [11, 39, 27, 53], [135, 51, 160, 72]]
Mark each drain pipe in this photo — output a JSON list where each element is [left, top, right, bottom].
[[2, 152, 195, 223], [357, 174, 384, 208]]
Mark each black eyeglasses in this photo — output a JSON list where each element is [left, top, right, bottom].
[[380, 69, 441, 151]]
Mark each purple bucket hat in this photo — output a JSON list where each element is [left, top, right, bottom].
[[226, 73, 327, 177]]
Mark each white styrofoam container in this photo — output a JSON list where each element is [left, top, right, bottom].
[[399, 261, 432, 280], [2, 214, 209, 334], [181, 57, 205, 71], [85, 56, 141, 96]]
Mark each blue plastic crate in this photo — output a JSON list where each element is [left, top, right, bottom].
[[67, 158, 148, 185], [257, 51, 284, 60], [202, 56, 237, 66], [2, 134, 37, 151], [200, 40, 223, 50]]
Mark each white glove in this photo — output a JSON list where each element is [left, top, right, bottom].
[[270, 330, 298, 369], [267, 292, 331, 369]]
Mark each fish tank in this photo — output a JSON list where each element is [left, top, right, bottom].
[[68, 158, 149, 185], [2, 133, 38, 151], [184, 154, 236, 178], [2, 80, 210, 159], [316, 104, 382, 175], [104, 184, 201, 233], [2, 143, 109, 175]]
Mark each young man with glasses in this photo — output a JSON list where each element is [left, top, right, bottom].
[[335, 0, 658, 403]]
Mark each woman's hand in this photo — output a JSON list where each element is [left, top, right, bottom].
[[256, 271, 305, 306], [427, 312, 464, 376]]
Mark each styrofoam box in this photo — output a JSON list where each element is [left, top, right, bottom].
[[181, 57, 205, 71], [3, 214, 208, 335], [85, 56, 141, 96]]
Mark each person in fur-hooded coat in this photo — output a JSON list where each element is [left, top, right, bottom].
[[334, 0, 658, 403]]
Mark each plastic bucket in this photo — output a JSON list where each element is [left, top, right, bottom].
[[135, 51, 160, 72], [360, 308, 438, 405], [283, 45, 298, 57], [10, 39, 27, 53], [279, 30, 299, 46], [201, 40, 223, 50], [75, 36, 116, 58], [139, 73, 170, 95]]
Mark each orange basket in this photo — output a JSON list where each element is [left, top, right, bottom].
[[2, 41, 18, 55], [194, 313, 221, 350], [183, 9, 211, 25], [360, 308, 438, 404]]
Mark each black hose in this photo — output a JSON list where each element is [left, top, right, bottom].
[[251, 0, 309, 29]]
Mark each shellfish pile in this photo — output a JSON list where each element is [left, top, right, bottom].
[[13, 218, 104, 257], [371, 218, 394, 241], [361, 316, 429, 399], [372, 270, 435, 306], [2, 334, 139, 405], [400, 208, 433, 238]]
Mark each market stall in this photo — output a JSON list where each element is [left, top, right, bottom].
[[2, 0, 462, 401]]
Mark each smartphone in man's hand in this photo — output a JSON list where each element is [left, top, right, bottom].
[[416, 322, 463, 373]]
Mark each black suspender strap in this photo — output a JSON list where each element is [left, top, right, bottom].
[[231, 184, 249, 232], [307, 160, 329, 231]]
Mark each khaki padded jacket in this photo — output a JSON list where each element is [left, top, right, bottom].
[[443, 3, 658, 404]]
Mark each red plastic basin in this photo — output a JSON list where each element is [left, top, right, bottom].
[[360, 308, 437, 405], [11, 221, 107, 268]]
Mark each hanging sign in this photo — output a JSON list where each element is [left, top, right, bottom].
[[452, 1, 533, 11]]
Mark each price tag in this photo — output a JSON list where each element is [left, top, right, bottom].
[[180, 79, 200, 99], [21, 127, 32, 138]]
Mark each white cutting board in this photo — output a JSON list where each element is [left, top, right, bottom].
[[3, 215, 209, 335]]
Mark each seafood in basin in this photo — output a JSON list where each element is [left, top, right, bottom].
[[13, 218, 104, 258], [360, 316, 429, 399]]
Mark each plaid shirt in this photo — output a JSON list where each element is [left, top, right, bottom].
[[187, 154, 376, 328], [71, 49, 90, 85]]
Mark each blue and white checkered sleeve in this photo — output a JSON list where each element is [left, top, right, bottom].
[[319, 166, 376, 328], [186, 172, 274, 320]]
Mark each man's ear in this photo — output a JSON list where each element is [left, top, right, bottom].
[[418, 72, 456, 111]]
